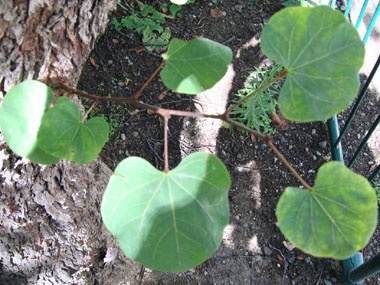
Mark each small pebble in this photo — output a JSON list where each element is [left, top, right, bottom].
[[107, 60, 113, 65], [316, 151, 322, 156], [313, 155, 317, 160], [261, 144, 267, 149], [121, 133, 126, 140], [324, 280, 332, 285], [331, 277, 337, 283], [222, 11, 227, 16], [319, 141, 327, 148], [132, 131, 139, 138], [312, 129, 317, 135], [281, 136, 288, 143], [234, 5, 243, 12], [118, 81, 124, 87]]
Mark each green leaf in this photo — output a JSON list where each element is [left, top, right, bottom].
[[121, 16, 137, 30], [101, 152, 231, 272], [161, 38, 233, 94], [140, 4, 155, 16], [152, 11, 165, 22], [261, 6, 365, 122], [169, 4, 182, 17], [37, 97, 109, 164], [276, 161, 377, 259], [144, 18, 163, 33], [161, 27, 171, 40], [0, 80, 59, 164]]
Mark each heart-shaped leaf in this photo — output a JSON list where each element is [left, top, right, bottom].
[[0, 80, 59, 164], [160, 38, 232, 94], [276, 161, 377, 259], [37, 97, 109, 164], [261, 6, 365, 122], [101, 152, 231, 272]]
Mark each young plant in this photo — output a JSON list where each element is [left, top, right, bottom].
[[231, 64, 283, 134], [0, 6, 377, 273], [111, 3, 172, 51]]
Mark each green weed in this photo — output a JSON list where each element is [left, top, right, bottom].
[[230, 64, 284, 134], [97, 83, 105, 92], [111, 3, 174, 52], [83, 97, 129, 139]]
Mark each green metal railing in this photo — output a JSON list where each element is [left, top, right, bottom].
[[325, 0, 380, 283]]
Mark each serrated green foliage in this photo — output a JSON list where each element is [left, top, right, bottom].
[[261, 6, 365, 122], [111, 3, 171, 51], [101, 152, 231, 272], [0, 80, 59, 164], [231, 64, 284, 134], [160, 38, 233, 94], [37, 97, 109, 164], [276, 162, 377, 259]]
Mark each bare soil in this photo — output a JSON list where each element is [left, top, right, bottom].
[[76, 0, 380, 284]]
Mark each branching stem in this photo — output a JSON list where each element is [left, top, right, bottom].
[[49, 78, 311, 190]]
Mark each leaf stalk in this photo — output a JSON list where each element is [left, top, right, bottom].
[[134, 60, 166, 100]]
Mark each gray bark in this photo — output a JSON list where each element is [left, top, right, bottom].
[[0, 1, 141, 284]]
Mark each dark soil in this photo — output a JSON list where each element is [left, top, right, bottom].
[[77, 0, 380, 284]]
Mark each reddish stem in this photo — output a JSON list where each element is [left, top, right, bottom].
[[49, 79, 311, 190], [267, 141, 312, 190], [81, 100, 98, 123], [134, 60, 166, 100], [163, 115, 170, 173]]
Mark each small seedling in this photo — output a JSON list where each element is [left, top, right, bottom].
[[160, 3, 183, 18], [97, 83, 105, 92], [231, 64, 283, 134], [111, 2, 174, 51]]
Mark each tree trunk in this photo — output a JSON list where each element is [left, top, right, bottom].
[[0, 1, 141, 284]]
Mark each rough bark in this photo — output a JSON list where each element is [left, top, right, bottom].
[[0, 1, 141, 284]]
